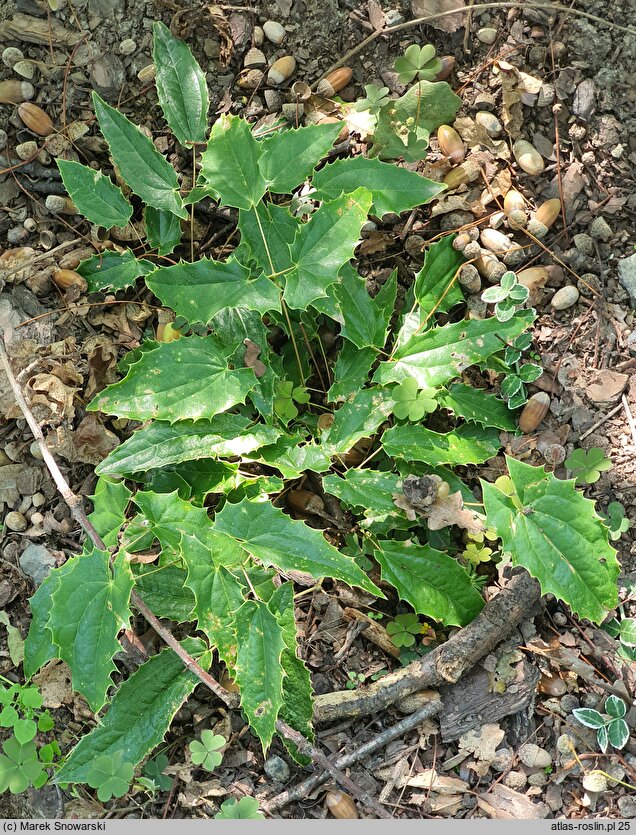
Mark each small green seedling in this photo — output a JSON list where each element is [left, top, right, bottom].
[[86, 752, 135, 802], [394, 44, 442, 83], [142, 753, 173, 791], [0, 738, 47, 794], [601, 501, 630, 541], [215, 796, 264, 819], [481, 271, 530, 323], [387, 613, 421, 648], [273, 381, 311, 423], [392, 377, 437, 421], [355, 84, 391, 115], [573, 695, 630, 753], [604, 616, 636, 663], [189, 731, 226, 772], [345, 671, 366, 690], [565, 448, 613, 485]]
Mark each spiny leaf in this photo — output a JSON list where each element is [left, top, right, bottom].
[[76, 251, 154, 293], [333, 264, 397, 350], [88, 336, 256, 423], [413, 234, 464, 323], [312, 156, 444, 218], [328, 343, 376, 402], [152, 21, 208, 147], [96, 414, 280, 477], [482, 457, 619, 623], [47, 547, 133, 712], [248, 437, 331, 479], [375, 541, 484, 627], [92, 92, 186, 218], [144, 207, 182, 256], [198, 115, 266, 209], [259, 122, 341, 193], [382, 422, 500, 466], [322, 387, 394, 457], [56, 159, 132, 229], [132, 564, 195, 622], [439, 383, 517, 430], [233, 600, 286, 751], [236, 202, 298, 275], [145, 257, 280, 324], [214, 498, 382, 596], [323, 470, 401, 515], [87, 477, 132, 549], [24, 576, 58, 679], [54, 639, 210, 784]]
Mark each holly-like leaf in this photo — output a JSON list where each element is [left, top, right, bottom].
[[438, 383, 517, 430], [55, 639, 210, 784], [76, 251, 154, 293], [323, 470, 401, 515], [382, 423, 500, 466], [88, 336, 255, 423], [374, 309, 534, 388], [198, 115, 266, 209], [133, 564, 195, 622], [322, 387, 394, 457], [413, 234, 464, 323], [333, 265, 396, 350], [482, 456, 619, 623], [259, 122, 341, 193], [145, 257, 280, 324], [144, 207, 182, 256], [283, 189, 372, 309], [375, 541, 483, 626], [56, 159, 132, 229], [328, 343, 376, 402], [87, 477, 132, 549], [248, 437, 331, 478], [48, 547, 133, 712], [96, 414, 280, 476], [233, 600, 286, 751], [312, 156, 444, 218], [23, 575, 58, 679], [152, 21, 208, 147], [236, 202, 298, 275], [92, 92, 186, 218], [214, 498, 382, 596]]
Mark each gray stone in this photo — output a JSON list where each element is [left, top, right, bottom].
[[572, 78, 596, 121], [19, 544, 56, 586], [618, 795, 636, 818], [589, 216, 612, 241], [618, 252, 636, 307], [545, 783, 563, 811], [263, 755, 290, 783]]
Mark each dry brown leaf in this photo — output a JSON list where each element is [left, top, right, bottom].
[[243, 339, 266, 378], [478, 784, 550, 819], [33, 660, 74, 708], [458, 723, 504, 763], [84, 335, 119, 400], [367, 0, 386, 31], [499, 65, 524, 139], [25, 373, 76, 425], [586, 370, 629, 404], [411, 0, 466, 32], [425, 491, 485, 533], [359, 231, 393, 255]]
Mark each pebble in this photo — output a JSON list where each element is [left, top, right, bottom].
[[504, 770, 527, 790], [90, 53, 126, 100], [582, 772, 607, 793], [13, 60, 35, 80], [263, 20, 286, 44], [551, 285, 580, 311], [618, 252, 636, 307], [0, 129, 7, 152], [477, 27, 497, 44], [7, 226, 30, 245], [19, 544, 56, 585], [119, 39, 137, 56], [16, 140, 38, 160], [589, 216, 612, 241], [4, 511, 27, 532], [384, 9, 405, 26], [519, 743, 552, 769], [2, 47, 23, 68], [527, 771, 548, 787], [618, 796, 636, 818], [545, 784, 563, 811], [475, 110, 502, 137], [572, 78, 596, 121], [264, 755, 290, 782], [573, 233, 594, 255], [264, 88, 284, 112]]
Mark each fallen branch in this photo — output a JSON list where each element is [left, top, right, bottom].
[[0, 337, 391, 820]]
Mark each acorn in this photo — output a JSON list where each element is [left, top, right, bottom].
[[137, 64, 156, 82], [18, 102, 54, 136], [532, 198, 561, 229], [434, 55, 455, 81], [458, 263, 481, 293], [0, 79, 34, 103], [316, 67, 353, 98], [518, 392, 550, 434], [475, 254, 507, 282], [437, 124, 465, 164], [517, 267, 548, 296], [267, 55, 296, 85], [325, 791, 358, 820], [52, 269, 87, 292], [237, 69, 264, 90], [480, 228, 513, 256], [538, 674, 567, 697], [443, 159, 479, 189], [513, 140, 545, 175], [503, 189, 526, 217], [45, 195, 77, 215], [551, 285, 579, 310], [288, 489, 325, 515], [452, 232, 472, 252]]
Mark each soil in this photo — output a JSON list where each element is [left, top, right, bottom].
[[1, 0, 636, 821]]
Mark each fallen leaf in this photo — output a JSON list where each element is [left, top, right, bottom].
[[412, 0, 466, 32], [478, 784, 550, 819], [586, 370, 629, 404], [243, 339, 266, 378], [458, 723, 504, 763]]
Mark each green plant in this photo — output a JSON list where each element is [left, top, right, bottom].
[[604, 615, 636, 663], [141, 753, 173, 791], [0, 738, 47, 794], [19, 22, 620, 801], [391, 377, 437, 421], [386, 613, 422, 648], [394, 44, 442, 84], [215, 796, 264, 819], [189, 731, 225, 771], [601, 501, 630, 540], [573, 696, 631, 753], [345, 671, 366, 690], [483, 332, 542, 409], [481, 271, 529, 323], [565, 448, 613, 485], [355, 84, 391, 115]]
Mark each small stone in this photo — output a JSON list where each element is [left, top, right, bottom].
[[573, 233, 594, 255], [2, 47, 23, 68], [519, 743, 552, 769], [90, 53, 126, 100], [384, 9, 405, 26], [0, 129, 8, 152], [545, 784, 563, 811], [527, 771, 547, 787], [572, 78, 596, 121], [589, 216, 612, 242], [551, 285, 580, 311], [264, 88, 284, 112], [7, 226, 30, 245], [13, 60, 35, 80], [477, 27, 497, 44], [404, 235, 426, 259], [491, 748, 514, 773], [264, 755, 290, 782], [618, 795, 636, 818], [19, 544, 56, 585], [504, 770, 527, 790], [263, 20, 286, 44], [618, 252, 636, 307], [4, 511, 27, 532], [582, 772, 607, 793], [119, 38, 137, 56], [611, 143, 624, 159], [31, 492, 46, 508], [16, 140, 38, 160], [475, 110, 502, 137]]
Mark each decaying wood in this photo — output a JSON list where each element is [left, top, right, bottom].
[[0, 13, 83, 46], [314, 571, 541, 724], [343, 607, 401, 659]]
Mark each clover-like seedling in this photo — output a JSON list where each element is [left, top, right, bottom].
[[87, 752, 134, 802], [0, 738, 46, 794], [462, 542, 494, 565], [189, 730, 226, 772], [481, 271, 529, 322], [394, 44, 442, 84], [573, 696, 630, 753], [392, 376, 437, 421], [143, 753, 173, 791], [355, 84, 391, 115], [215, 796, 264, 819], [565, 448, 612, 485], [601, 501, 630, 541], [387, 613, 421, 648], [274, 381, 310, 423]]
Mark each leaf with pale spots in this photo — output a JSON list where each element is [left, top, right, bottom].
[[322, 387, 394, 457], [87, 336, 256, 423], [233, 600, 286, 751]]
